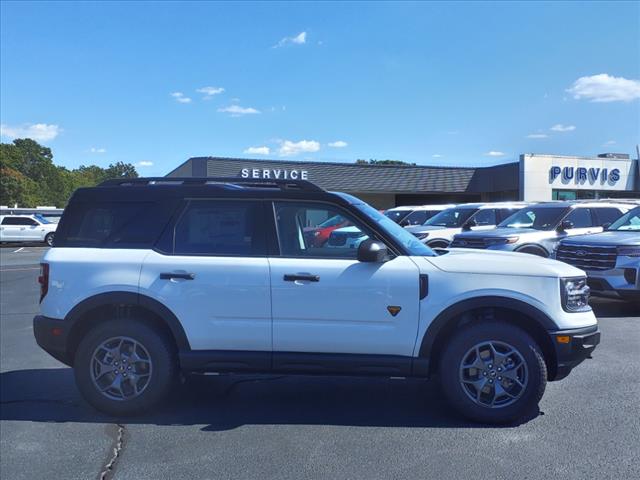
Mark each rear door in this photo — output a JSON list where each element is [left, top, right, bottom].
[[139, 199, 272, 352], [267, 201, 421, 365], [0, 217, 21, 241]]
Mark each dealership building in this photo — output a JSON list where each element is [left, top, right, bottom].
[[168, 152, 640, 209]]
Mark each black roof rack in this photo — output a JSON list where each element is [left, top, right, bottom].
[[98, 177, 324, 192]]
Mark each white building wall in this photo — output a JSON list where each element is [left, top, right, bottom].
[[519, 153, 638, 201]]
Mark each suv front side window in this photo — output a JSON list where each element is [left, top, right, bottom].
[[471, 209, 496, 226], [564, 208, 593, 228], [274, 202, 371, 259]]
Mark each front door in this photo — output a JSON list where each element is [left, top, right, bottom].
[[268, 201, 421, 362], [139, 200, 272, 352]]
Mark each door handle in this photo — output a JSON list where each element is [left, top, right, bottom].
[[160, 272, 195, 280], [283, 274, 320, 282]]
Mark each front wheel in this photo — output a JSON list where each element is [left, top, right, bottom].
[[44, 232, 55, 246], [439, 320, 547, 424], [74, 319, 177, 416]]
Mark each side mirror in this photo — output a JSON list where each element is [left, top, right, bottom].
[[602, 222, 611, 230], [462, 218, 477, 231], [357, 239, 388, 262], [399, 219, 409, 227], [557, 220, 574, 232]]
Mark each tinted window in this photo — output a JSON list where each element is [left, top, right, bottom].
[[497, 208, 518, 222], [564, 208, 593, 228], [402, 210, 439, 226], [594, 208, 624, 226], [56, 202, 168, 247], [1, 217, 37, 225], [499, 207, 567, 230], [472, 209, 496, 226], [610, 207, 640, 231], [174, 201, 265, 256], [426, 208, 477, 227], [384, 209, 412, 223]]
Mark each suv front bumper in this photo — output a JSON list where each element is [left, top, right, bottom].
[[550, 325, 601, 380], [33, 315, 73, 366]]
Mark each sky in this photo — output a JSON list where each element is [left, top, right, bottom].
[[1, 1, 639, 176]]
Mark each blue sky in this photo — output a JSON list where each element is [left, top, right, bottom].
[[1, 1, 639, 175]]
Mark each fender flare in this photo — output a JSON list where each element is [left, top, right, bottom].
[[65, 291, 190, 350], [418, 296, 558, 359], [515, 243, 550, 257]]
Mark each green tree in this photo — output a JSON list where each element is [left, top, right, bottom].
[[0, 138, 139, 207]]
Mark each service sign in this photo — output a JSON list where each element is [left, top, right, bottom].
[[241, 168, 309, 180]]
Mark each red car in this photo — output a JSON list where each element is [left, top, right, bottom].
[[304, 215, 351, 246]]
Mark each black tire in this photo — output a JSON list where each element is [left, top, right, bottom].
[[74, 318, 178, 416], [516, 246, 548, 257], [439, 320, 547, 424], [44, 232, 55, 246]]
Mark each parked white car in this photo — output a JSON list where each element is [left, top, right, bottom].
[[34, 178, 599, 424], [0, 214, 57, 245]]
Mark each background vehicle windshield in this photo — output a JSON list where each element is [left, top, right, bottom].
[[498, 207, 567, 230], [425, 208, 476, 227], [356, 204, 435, 256], [609, 207, 640, 231], [402, 210, 439, 226], [384, 209, 411, 223], [33, 214, 51, 224]]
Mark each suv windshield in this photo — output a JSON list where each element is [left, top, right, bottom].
[[609, 206, 640, 231], [384, 209, 411, 223], [425, 208, 477, 228], [356, 203, 435, 256], [498, 207, 567, 230]]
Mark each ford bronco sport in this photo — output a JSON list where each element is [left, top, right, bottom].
[[34, 178, 600, 424]]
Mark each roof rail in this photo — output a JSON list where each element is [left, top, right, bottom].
[[98, 177, 324, 192]]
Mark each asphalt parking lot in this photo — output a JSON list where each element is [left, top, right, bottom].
[[1, 246, 639, 480]]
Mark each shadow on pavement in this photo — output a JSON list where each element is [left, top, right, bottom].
[[0, 368, 537, 430]]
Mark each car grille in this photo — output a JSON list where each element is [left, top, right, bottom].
[[555, 244, 617, 271], [450, 237, 487, 249]]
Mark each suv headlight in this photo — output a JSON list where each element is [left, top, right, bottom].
[[560, 277, 591, 312], [617, 246, 640, 258]]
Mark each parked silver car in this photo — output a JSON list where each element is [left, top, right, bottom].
[[555, 206, 640, 301], [450, 200, 635, 257]]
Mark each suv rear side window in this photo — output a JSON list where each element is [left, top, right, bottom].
[[174, 200, 265, 256], [593, 208, 623, 226], [56, 202, 167, 247]]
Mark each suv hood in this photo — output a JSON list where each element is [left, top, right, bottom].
[[561, 230, 640, 247], [427, 248, 584, 278], [455, 227, 540, 239]]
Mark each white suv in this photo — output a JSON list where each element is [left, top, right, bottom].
[[0, 214, 57, 245], [34, 178, 600, 424]]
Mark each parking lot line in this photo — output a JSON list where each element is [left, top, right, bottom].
[[12, 247, 25, 253]]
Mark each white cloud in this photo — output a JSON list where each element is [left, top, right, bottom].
[[170, 92, 192, 103], [484, 151, 505, 157], [432, 154, 444, 158], [138, 161, 154, 167], [196, 86, 225, 99], [278, 139, 320, 156], [550, 124, 576, 132], [526, 133, 549, 139], [567, 74, 640, 103], [328, 140, 348, 148], [603, 140, 617, 146], [0, 123, 61, 142], [89, 147, 107, 153], [244, 146, 270, 155], [274, 31, 307, 48], [217, 105, 261, 117]]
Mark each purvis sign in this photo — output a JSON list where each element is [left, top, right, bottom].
[[241, 168, 309, 180], [549, 166, 620, 185]]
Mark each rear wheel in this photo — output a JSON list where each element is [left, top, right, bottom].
[[439, 320, 547, 424], [44, 232, 55, 246], [74, 319, 177, 416]]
